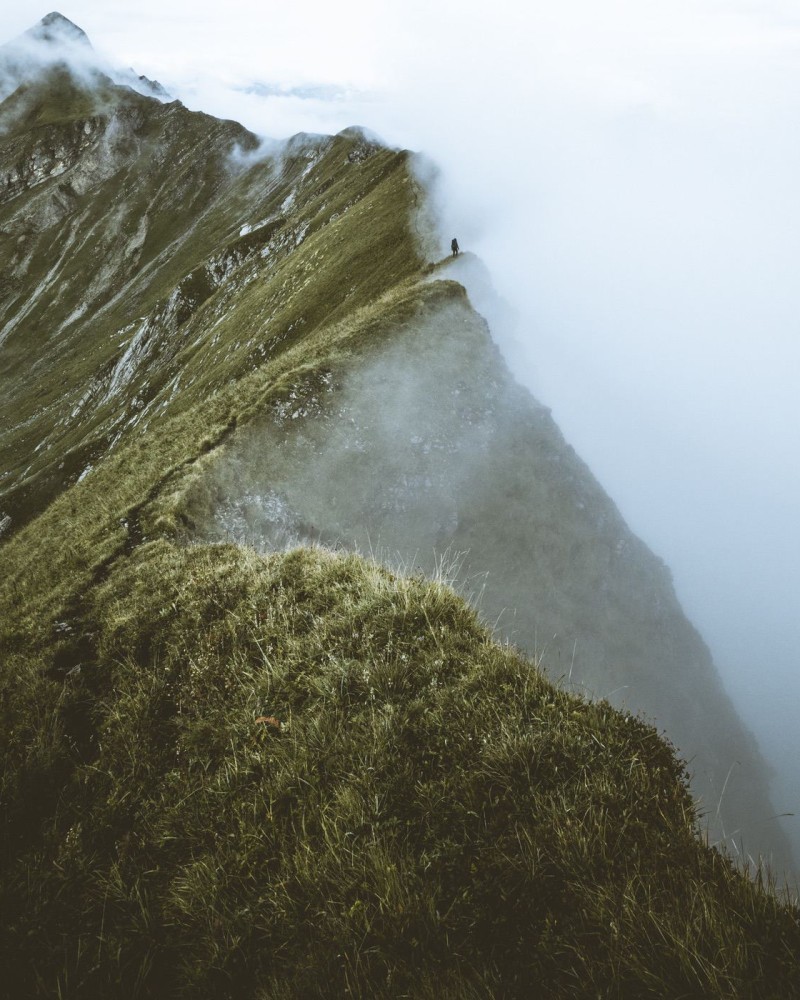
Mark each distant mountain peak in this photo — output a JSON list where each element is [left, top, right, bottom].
[[0, 14, 170, 104], [26, 12, 91, 48]]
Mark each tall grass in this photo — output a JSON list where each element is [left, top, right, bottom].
[[1, 541, 798, 997]]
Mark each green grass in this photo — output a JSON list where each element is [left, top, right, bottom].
[[2, 541, 799, 998]]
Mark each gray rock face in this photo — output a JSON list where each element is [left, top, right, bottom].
[[1, 116, 103, 204]]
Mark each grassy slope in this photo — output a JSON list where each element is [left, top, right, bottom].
[[178, 277, 789, 869], [3, 540, 800, 998], [2, 276, 799, 998], [1, 71, 799, 997]]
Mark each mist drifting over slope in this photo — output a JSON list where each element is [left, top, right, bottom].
[[2, 2, 798, 837]]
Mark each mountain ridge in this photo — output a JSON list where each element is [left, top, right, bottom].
[[0, 16, 790, 868], [1, 18, 798, 995]]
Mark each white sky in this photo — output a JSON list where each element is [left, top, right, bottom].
[[3, 2, 800, 822]]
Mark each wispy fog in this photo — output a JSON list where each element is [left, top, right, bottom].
[[2, 2, 798, 836]]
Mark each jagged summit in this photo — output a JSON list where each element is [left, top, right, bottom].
[[0, 12, 98, 103], [0, 13, 168, 104], [25, 12, 92, 47]]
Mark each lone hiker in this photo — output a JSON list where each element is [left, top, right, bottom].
[[451, 237, 459, 257]]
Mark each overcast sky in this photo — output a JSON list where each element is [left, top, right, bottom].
[[3, 2, 800, 823]]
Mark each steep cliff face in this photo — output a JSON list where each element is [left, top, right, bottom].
[[0, 13, 792, 907]]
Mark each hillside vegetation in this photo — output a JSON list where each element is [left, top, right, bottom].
[[2, 540, 800, 998], [1, 25, 799, 997]]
